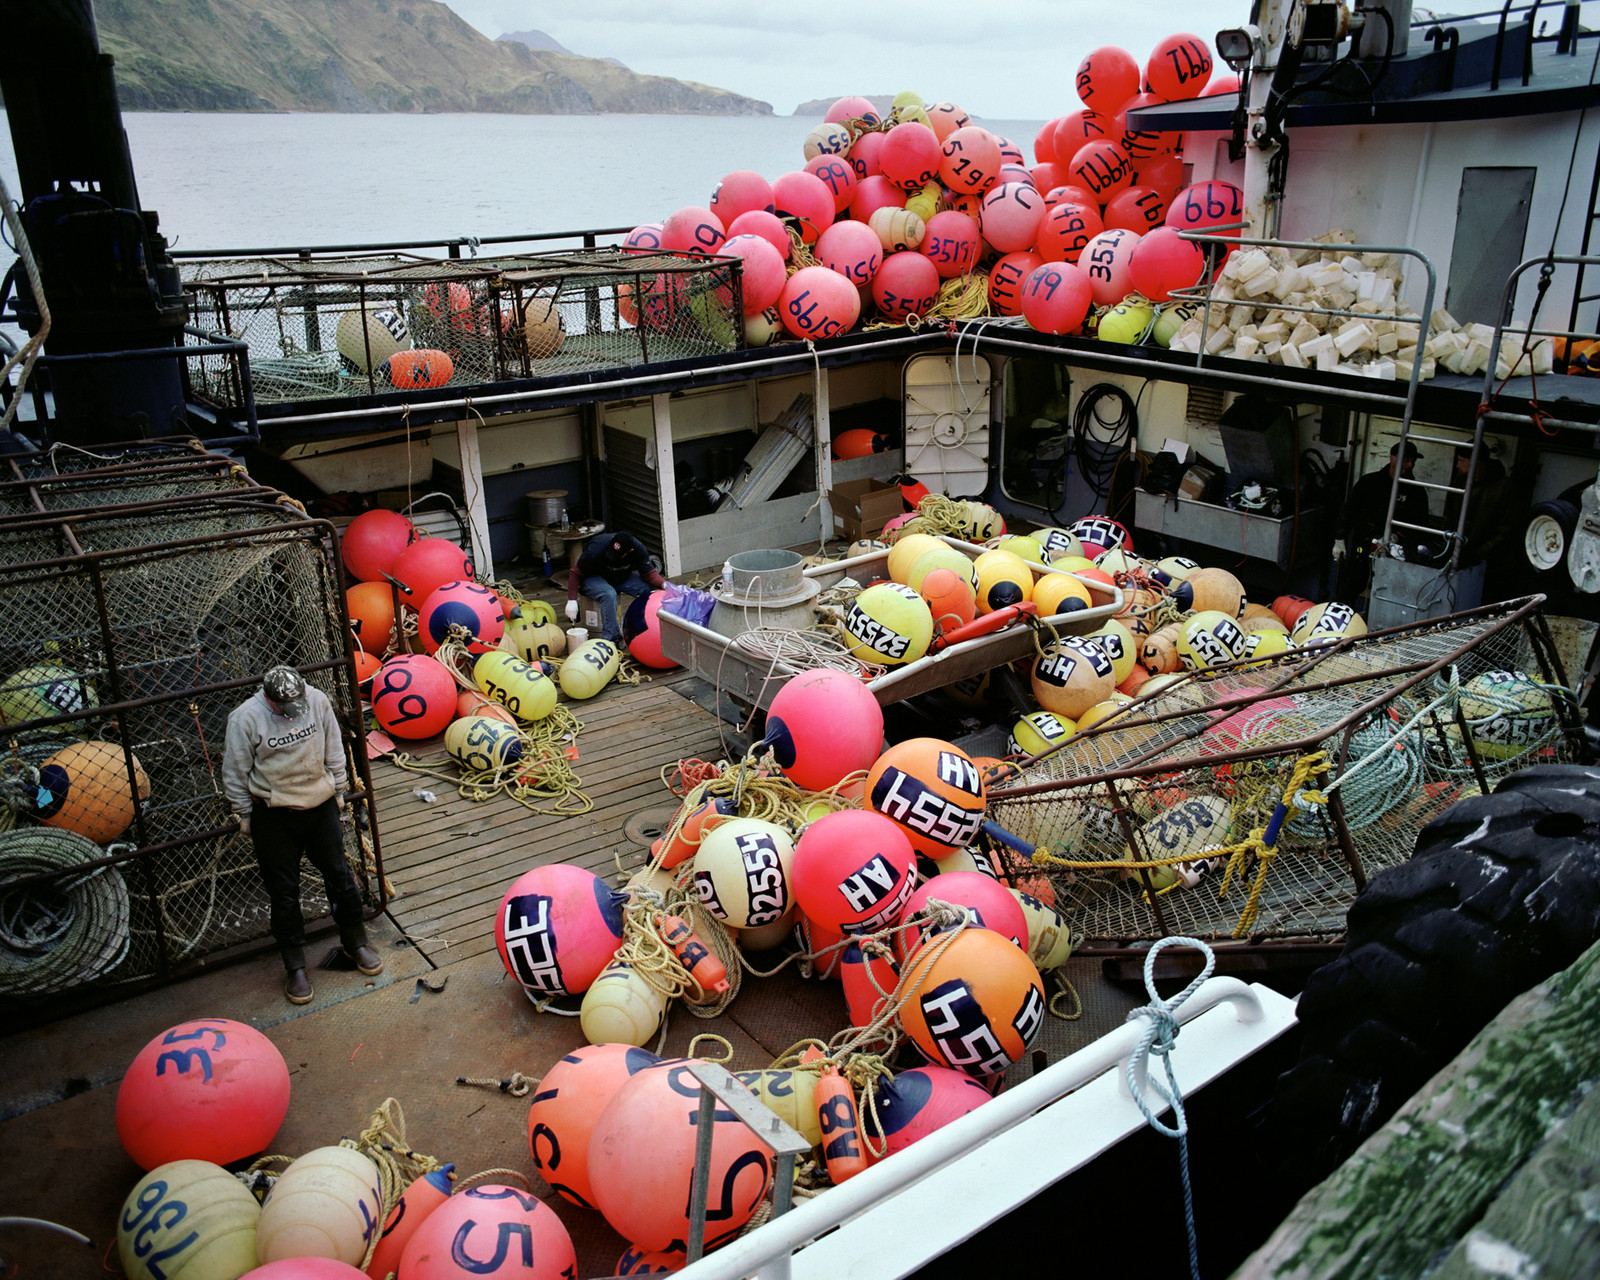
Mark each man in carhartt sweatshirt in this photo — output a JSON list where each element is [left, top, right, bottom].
[[223, 665, 382, 1004]]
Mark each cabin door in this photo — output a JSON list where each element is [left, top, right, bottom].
[[903, 354, 993, 498]]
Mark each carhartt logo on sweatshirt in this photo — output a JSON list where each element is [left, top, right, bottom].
[[266, 725, 318, 749]]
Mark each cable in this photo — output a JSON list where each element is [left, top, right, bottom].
[[1072, 384, 1138, 511]]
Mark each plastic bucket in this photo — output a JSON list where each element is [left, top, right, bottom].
[[525, 489, 568, 526], [722, 549, 804, 599], [566, 627, 589, 647]]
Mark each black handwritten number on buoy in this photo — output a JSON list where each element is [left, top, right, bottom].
[[1030, 270, 1061, 301], [121, 1181, 201, 1279], [451, 1220, 534, 1274], [376, 665, 427, 726], [682, 1148, 771, 1225], [818, 1093, 861, 1160], [481, 680, 520, 717], [1165, 41, 1211, 86], [1087, 240, 1119, 283], [155, 1023, 227, 1083]]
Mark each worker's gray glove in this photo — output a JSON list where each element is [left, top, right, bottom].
[[1331, 538, 1347, 562], [565, 599, 579, 622]]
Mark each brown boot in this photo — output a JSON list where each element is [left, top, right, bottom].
[[285, 967, 313, 1004], [348, 944, 384, 976]]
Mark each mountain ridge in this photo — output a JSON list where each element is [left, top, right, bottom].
[[88, 0, 771, 115]]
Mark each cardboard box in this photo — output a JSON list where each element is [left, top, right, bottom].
[[1179, 460, 1222, 503], [826, 478, 904, 540]]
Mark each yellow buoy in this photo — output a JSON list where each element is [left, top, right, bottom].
[[734, 1068, 823, 1146], [559, 638, 622, 699], [1179, 567, 1246, 618], [1034, 528, 1082, 560], [503, 607, 566, 661], [1291, 601, 1369, 647], [843, 583, 934, 666], [1242, 630, 1295, 667], [1458, 671, 1556, 761], [1031, 636, 1116, 720], [1010, 710, 1075, 756], [335, 306, 410, 372], [972, 549, 1033, 614], [256, 1146, 382, 1266], [473, 650, 558, 722], [886, 533, 944, 584], [905, 544, 979, 593], [847, 538, 890, 559], [1009, 890, 1075, 971], [1134, 795, 1232, 879], [1099, 298, 1155, 344], [580, 961, 668, 1046], [117, 1160, 259, 1280], [445, 715, 527, 772], [1076, 693, 1136, 733], [965, 501, 1004, 541], [0, 663, 97, 726], [991, 534, 1045, 564], [521, 293, 566, 359], [1032, 572, 1093, 617], [1089, 619, 1138, 685], [1176, 611, 1249, 671], [868, 206, 926, 253]]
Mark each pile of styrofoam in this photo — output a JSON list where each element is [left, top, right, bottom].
[[1163, 230, 1552, 382]]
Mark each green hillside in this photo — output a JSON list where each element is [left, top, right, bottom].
[[90, 0, 772, 115]]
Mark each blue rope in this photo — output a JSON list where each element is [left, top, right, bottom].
[[1125, 936, 1216, 1280]]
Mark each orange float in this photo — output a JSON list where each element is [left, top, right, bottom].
[[865, 738, 987, 860], [527, 1043, 661, 1208], [399, 1185, 575, 1280], [364, 1165, 453, 1280], [37, 740, 149, 843], [383, 348, 453, 390], [815, 1068, 871, 1182], [651, 793, 735, 869], [346, 581, 396, 653], [899, 927, 1045, 1080], [456, 688, 518, 726]]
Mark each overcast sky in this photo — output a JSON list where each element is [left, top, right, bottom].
[[443, 0, 1251, 119]]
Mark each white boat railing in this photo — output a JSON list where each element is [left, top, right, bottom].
[[677, 975, 1299, 1280]]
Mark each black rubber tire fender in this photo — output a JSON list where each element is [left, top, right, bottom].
[[1268, 765, 1600, 1180]]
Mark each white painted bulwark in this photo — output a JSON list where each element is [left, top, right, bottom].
[[452, 417, 494, 580], [653, 393, 681, 577]]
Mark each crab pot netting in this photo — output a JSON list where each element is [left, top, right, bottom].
[[181, 250, 745, 406], [0, 498, 376, 998], [987, 599, 1585, 948], [0, 456, 257, 519]]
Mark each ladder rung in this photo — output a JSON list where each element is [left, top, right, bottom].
[[1402, 431, 1470, 447], [1396, 477, 1459, 493], [1388, 518, 1454, 537]]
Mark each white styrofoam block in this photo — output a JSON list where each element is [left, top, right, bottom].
[[1280, 343, 1308, 368], [1299, 332, 1336, 359], [1316, 346, 1340, 372], [1334, 323, 1374, 357]]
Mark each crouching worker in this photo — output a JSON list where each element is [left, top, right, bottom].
[[223, 665, 381, 1004], [566, 530, 667, 642]]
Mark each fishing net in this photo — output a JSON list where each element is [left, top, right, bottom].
[[181, 249, 745, 407], [986, 597, 1586, 948], [0, 464, 380, 1000]]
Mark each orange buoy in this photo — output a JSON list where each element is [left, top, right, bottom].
[[815, 1067, 871, 1183], [37, 739, 149, 843], [456, 688, 518, 726], [399, 1185, 575, 1280], [653, 794, 735, 869], [364, 1164, 453, 1280], [865, 738, 987, 860], [833, 428, 881, 459], [658, 914, 730, 1000], [920, 567, 978, 632], [528, 1043, 661, 1208], [346, 581, 397, 653], [840, 939, 900, 1029], [899, 928, 1045, 1080], [383, 348, 454, 390], [352, 649, 382, 687]]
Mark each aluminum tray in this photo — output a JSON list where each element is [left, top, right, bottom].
[[658, 536, 1124, 710]]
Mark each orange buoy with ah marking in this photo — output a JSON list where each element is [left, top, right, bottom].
[[383, 348, 453, 389], [815, 1067, 871, 1183], [657, 914, 729, 1001], [364, 1164, 453, 1280]]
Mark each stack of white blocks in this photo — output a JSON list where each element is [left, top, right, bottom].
[[1162, 229, 1553, 384]]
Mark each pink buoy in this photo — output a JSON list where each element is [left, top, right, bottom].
[[1067, 139, 1135, 201], [1165, 179, 1246, 240], [848, 130, 886, 181], [872, 251, 940, 321], [496, 863, 626, 997], [590, 1062, 775, 1252], [939, 126, 1002, 195], [1079, 227, 1143, 306], [849, 174, 906, 225], [720, 234, 787, 315], [1204, 71, 1241, 97], [399, 1185, 576, 1280], [921, 210, 981, 278], [771, 170, 836, 244], [660, 206, 726, 258], [1029, 161, 1067, 195], [623, 222, 664, 252], [1020, 261, 1094, 336], [417, 580, 505, 654], [391, 537, 474, 607], [866, 1066, 991, 1157], [1035, 200, 1104, 265], [988, 251, 1044, 316], [709, 171, 774, 228], [1033, 118, 1060, 165], [805, 154, 857, 212], [1148, 33, 1214, 101], [341, 509, 417, 585], [371, 653, 457, 739], [841, 940, 900, 1029], [727, 209, 791, 261], [1136, 154, 1186, 203], [1104, 186, 1169, 233], [881, 512, 918, 538], [116, 1018, 290, 1171], [761, 668, 884, 791], [792, 810, 918, 935], [996, 164, 1036, 188], [978, 182, 1046, 255], [897, 871, 1029, 961], [241, 1262, 369, 1279], [1129, 226, 1208, 302], [826, 95, 881, 124], [926, 101, 972, 140], [1118, 93, 1181, 160], [879, 122, 943, 192], [779, 266, 861, 339], [627, 592, 678, 670], [815, 219, 883, 288], [1076, 46, 1141, 115], [995, 135, 1025, 166], [1044, 183, 1099, 210], [528, 1043, 661, 1208]]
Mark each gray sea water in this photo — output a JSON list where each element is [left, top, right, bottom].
[[1, 110, 1046, 252]]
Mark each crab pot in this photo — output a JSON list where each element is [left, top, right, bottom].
[[180, 248, 745, 411], [0, 444, 382, 1005], [987, 597, 1585, 951]]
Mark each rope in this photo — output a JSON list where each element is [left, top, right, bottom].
[[895, 494, 974, 539], [1125, 937, 1215, 1280], [340, 1098, 446, 1235], [0, 828, 131, 996], [456, 1071, 538, 1096]]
